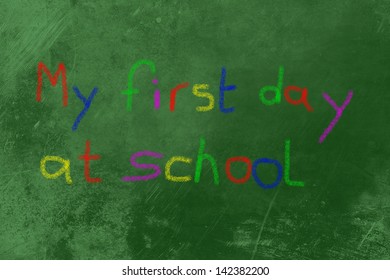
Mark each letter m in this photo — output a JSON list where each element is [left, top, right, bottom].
[[36, 62, 68, 106]]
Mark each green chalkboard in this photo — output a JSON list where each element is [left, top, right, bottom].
[[1, 0, 389, 260]]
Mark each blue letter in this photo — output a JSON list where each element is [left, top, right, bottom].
[[72, 86, 98, 131], [252, 158, 283, 189], [219, 67, 236, 113]]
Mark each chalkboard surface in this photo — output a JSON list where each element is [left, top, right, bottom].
[[1, 0, 389, 260]]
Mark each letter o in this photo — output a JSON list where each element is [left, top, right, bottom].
[[252, 158, 283, 189], [225, 156, 252, 184]]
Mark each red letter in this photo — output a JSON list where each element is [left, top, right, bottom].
[[78, 140, 102, 183], [225, 156, 252, 184], [170, 82, 189, 111], [284, 85, 313, 112], [36, 62, 68, 106]]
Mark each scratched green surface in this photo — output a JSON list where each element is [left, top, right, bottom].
[[0, 0, 389, 260]]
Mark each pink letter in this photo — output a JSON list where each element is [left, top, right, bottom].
[[319, 91, 353, 143], [122, 151, 163, 182]]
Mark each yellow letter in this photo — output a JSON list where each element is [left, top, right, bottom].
[[40, 156, 72, 185], [192, 84, 214, 111], [165, 156, 192, 182]]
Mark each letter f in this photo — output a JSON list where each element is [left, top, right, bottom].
[[121, 59, 156, 111]]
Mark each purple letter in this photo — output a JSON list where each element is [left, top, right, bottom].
[[122, 151, 163, 181], [319, 91, 353, 143]]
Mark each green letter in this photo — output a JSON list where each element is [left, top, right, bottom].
[[121, 59, 156, 111], [195, 137, 219, 185], [259, 66, 284, 106], [284, 139, 304, 187]]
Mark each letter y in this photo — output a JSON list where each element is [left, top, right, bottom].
[[72, 86, 98, 131], [319, 91, 353, 143]]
